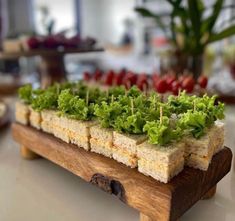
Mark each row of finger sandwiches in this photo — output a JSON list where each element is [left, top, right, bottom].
[[15, 101, 225, 183]]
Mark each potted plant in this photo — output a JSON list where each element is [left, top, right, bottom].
[[135, 0, 235, 79]]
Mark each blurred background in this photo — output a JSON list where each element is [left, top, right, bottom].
[[0, 0, 235, 97]]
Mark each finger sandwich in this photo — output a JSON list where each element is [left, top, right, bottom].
[[113, 131, 147, 168], [137, 141, 184, 183], [90, 125, 113, 158], [29, 107, 41, 129], [41, 109, 56, 134], [15, 101, 30, 125], [52, 114, 70, 143], [67, 119, 97, 151], [184, 121, 225, 170]]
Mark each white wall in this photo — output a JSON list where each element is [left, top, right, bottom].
[[80, 0, 136, 44], [33, 0, 76, 35], [7, 0, 34, 35]]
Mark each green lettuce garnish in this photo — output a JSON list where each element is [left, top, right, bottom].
[[178, 110, 207, 138], [58, 89, 93, 120], [18, 84, 33, 104], [143, 116, 182, 145]]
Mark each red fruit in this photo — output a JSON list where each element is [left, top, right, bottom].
[[115, 70, 126, 85], [152, 73, 159, 84], [181, 76, 195, 93], [171, 81, 181, 95], [137, 79, 148, 91], [104, 70, 115, 86], [197, 75, 208, 89], [42, 36, 60, 49], [165, 75, 176, 91], [83, 71, 91, 81], [27, 37, 41, 49], [124, 72, 138, 86], [178, 75, 187, 86], [138, 73, 148, 82], [94, 69, 103, 81], [155, 79, 168, 93]]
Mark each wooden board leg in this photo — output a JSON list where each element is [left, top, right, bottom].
[[20, 146, 40, 160], [140, 213, 154, 221], [140, 213, 179, 221], [202, 185, 217, 200]]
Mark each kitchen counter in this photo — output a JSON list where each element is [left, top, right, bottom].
[[0, 101, 234, 221]]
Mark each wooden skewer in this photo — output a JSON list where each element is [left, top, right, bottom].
[[178, 88, 181, 97], [154, 94, 156, 109], [86, 90, 89, 105], [131, 98, 134, 115], [160, 106, 163, 124], [56, 84, 60, 95], [194, 100, 196, 112], [127, 81, 131, 90], [143, 83, 147, 96]]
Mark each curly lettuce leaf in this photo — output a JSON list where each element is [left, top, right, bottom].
[[114, 111, 145, 134], [167, 91, 195, 114], [94, 101, 123, 128], [58, 89, 93, 120], [18, 84, 33, 104], [178, 110, 207, 138], [127, 86, 142, 97], [195, 95, 225, 127], [31, 90, 58, 111], [143, 117, 182, 145]]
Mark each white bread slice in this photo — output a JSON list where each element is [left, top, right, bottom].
[[138, 157, 184, 183], [113, 131, 147, 154], [137, 141, 185, 163], [213, 121, 225, 154], [15, 101, 30, 125], [185, 153, 211, 171], [112, 148, 137, 168], [69, 133, 90, 150], [90, 125, 113, 142], [137, 141, 184, 182], [90, 137, 113, 158], [183, 122, 224, 158], [52, 114, 70, 143], [184, 121, 224, 170], [68, 119, 97, 137], [41, 110, 56, 134], [113, 132, 147, 168], [29, 107, 41, 129]]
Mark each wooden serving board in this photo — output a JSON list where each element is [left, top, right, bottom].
[[12, 123, 232, 221]]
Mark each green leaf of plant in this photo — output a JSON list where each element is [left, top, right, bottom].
[[201, 0, 224, 35], [187, 0, 202, 44], [135, 7, 167, 33], [208, 25, 235, 43]]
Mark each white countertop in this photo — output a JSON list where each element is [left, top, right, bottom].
[[0, 102, 234, 221]]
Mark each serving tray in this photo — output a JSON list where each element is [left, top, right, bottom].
[[12, 123, 232, 221]]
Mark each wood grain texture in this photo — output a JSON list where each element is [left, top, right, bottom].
[[140, 213, 154, 221], [201, 185, 217, 200], [12, 123, 232, 221]]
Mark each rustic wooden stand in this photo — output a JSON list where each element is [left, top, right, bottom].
[[0, 48, 103, 88], [12, 123, 232, 221]]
